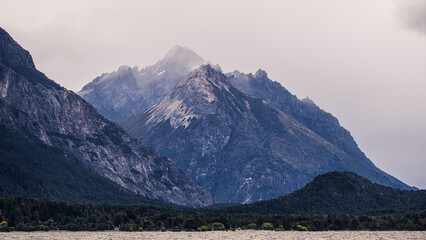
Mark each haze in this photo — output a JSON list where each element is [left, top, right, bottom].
[[1, 0, 425, 189]]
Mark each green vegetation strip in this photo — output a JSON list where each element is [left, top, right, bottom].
[[0, 196, 425, 232]]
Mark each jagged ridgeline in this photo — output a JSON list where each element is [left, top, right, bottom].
[[78, 46, 208, 121], [0, 27, 212, 207], [120, 64, 414, 203]]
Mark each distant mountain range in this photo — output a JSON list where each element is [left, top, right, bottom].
[[120, 64, 414, 203], [79, 45, 415, 204], [232, 171, 426, 214], [1, 26, 417, 209], [0, 27, 212, 207]]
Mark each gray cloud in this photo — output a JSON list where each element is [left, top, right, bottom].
[[396, 0, 426, 34]]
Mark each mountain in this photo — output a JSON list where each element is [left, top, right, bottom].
[[0, 27, 212, 207], [233, 171, 426, 214], [227, 70, 409, 188], [120, 65, 411, 203], [78, 45, 206, 121]]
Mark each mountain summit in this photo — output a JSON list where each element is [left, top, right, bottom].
[[0, 28, 212, 207], [142, 64, 232, 129], [120, 65, 412, 203], [78, 45, 206, 121], [163, 45, 204, 67], [0, 28, 35, 69]]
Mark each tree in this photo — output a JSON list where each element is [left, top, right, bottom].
[[10, 207, 23, 226], [184, 218, 201, 230], [40, 202, 50, 221], [113, 211, 129, 226]]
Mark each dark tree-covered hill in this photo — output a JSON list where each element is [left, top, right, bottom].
[[233, 171, 426, 214]]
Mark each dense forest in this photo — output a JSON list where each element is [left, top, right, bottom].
[[0, 196, 425, 232], [233, 172, 426, 215]]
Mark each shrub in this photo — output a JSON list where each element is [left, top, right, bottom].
[[197, 225, 212, 231], [119, 223, 136, 231], [247, 223, 257, 229], [275, 225, 284, 231], [261, 222, 274, 230], [296, 224, 308, 231], [212, 222, 225, 231], [0, 221, 9, 232]]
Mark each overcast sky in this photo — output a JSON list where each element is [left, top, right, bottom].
[[1, 0, 425, 189]]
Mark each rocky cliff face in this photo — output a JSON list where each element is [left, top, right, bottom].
[[120, 65, 413, 203], [0, 28, 212, 207], [78, 46, 206, 121]]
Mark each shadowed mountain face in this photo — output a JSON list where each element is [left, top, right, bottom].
[[120, 65, 412, 203], [0, 27, 212, 207], [78, 46, 206, 121], [233, 171, 426, 214]]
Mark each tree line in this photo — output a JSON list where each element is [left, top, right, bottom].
[[0, 196, 425, 232]]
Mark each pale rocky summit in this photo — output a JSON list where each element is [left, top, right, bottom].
[[121, 65, 414, 203], [78, 45, 206, 121], [0, 28, 212, 207]]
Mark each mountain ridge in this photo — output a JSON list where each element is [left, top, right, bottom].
[[227, 69, 414, 190], [78, 45, 206, 121], [120, 64, 412, 203]]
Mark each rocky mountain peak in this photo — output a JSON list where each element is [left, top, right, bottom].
[[179, 64, 227, 88], [301, 97, 316, 106], [117, 65, 132, 72], [174, 64, 235, 107], [254, 69, 268, 79], [141, 64, 233, 129], [0, 27, 35, 69], [159, 45, 204, 70], [79, 46, 207, 121], [163, 45, 204, 64]]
